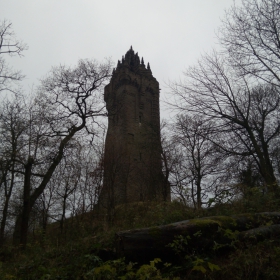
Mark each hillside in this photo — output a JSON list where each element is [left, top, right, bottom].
[[1, 196, 280, 279]]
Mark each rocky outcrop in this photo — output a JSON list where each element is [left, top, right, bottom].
[[116, 212, 280, 262]]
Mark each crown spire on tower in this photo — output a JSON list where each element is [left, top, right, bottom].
[[113, 47, 153, 76]]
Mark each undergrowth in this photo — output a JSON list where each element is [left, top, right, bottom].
[[0, 197, 280, 279]]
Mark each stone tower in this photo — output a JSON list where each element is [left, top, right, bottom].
[[99, 47, 170, 209]]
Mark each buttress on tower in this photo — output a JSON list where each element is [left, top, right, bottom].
[[99, 47, 170, 208]]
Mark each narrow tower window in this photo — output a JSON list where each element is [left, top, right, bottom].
[[139, 112, 143, 124], [128, 133, 134, 144]]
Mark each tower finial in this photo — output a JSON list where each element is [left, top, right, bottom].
[[141, 57, 144, 65], [147, 62, 151, 70]]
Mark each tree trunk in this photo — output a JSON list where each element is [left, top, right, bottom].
[[13, 157, 34, 248], [60, 195, 67, 234], [0, 188, 13, 246], [116, 212, 280, 263], [13, 124, 84, 248], [0, 161, 14, 246], [161, 150, 170, 202], [0, 199, 9, 246]]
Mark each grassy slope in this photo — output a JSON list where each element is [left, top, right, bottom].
[[1, 195, 280, 279]]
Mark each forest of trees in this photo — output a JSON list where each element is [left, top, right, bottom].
[[1, 0, 280, 250], [167, 0, 280, 207]]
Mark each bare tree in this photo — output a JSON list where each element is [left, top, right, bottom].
[[52, 156, 81, 233], [218, 0, 280, 85], [171, 51, 280, 195], [173, 115, 225, 209], [0, 95, 27, 245], [22, 133, 106, 242], [160, 121, 174, 201], [162, 115, 229, 208], [13, 58, 112, 247], [38, 182, 56, 236], [77, 140, 105, 213], [0, 20, 27, 94]]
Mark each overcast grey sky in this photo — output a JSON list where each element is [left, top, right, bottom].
[[1, 0, 240, 118]]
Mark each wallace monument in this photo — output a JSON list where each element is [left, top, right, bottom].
[[99, 47, 170, 209]]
